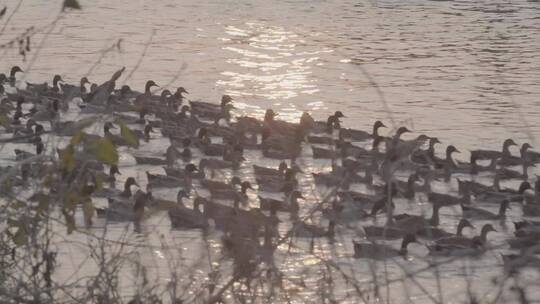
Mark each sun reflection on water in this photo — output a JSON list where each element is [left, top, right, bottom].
[[218, 22, 331, 121]]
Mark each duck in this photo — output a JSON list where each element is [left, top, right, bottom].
[[14, 138, 44, 161], [417, 219, 475, 240], [324, 111, 345, 133], [164, 163, 204, 180], [7, 66, 23, 87], [433, 145, 460, 170], [411, 137, 441, 165], [200, 176, 241, 192], [258, 190, 303, 214], [429, 224, 496, 249], [470, 138, 517, 160], [428, 187, 472, 207], [84, 67, 125, 105], [339, 120, 386, 142], [353, 234, 417, 260], [209, 181, 253, 202], [476, 181, 531, 203], [292, 220, 335, 239], [257, 168, 298, 193], [502, 254, 540, 273], [133, 155, 168, 166], [93, 177, 139, 198], [104, 122, 138, 148], [461, 199, 510, 220], [131, 124, 154, 142], [497, 143, 533, 166], [253, 161, 288, 178], [168, 190, 209, 229], [60, 76, 90, 97], [134, 80, 160, 107], [106, 190, 149, 222], [146, 171, 185, 189], [497, 162, 533, 180]]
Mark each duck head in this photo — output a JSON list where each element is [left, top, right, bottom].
[[80, 77, 90, 86], [264, 109, 277, 122], [499, 200, 511, 216], [185, 163, 199, 173], [290, 191, 304, 201], [104, 121, 115, 133], [144, 80, 159, 93], [160, 89, 172, 101], [429, 137, 441, 147], [521, 143, 533, 157], [119, 85, 131, 97], [10, 66, 23, 78], [144, 124, 154, 135], [518, 181, 532, 194], [457, 218, 475, 233], [480, 224, 497, 238], [125, 177, 139, 188], [395, 126, 411, 138], [503, 138, 518, 149], [0, 73, 7, 84], [221, 95, 233, 106], [278, 161, 288, 173], [334, 111, 345, 119], [34, 138, 44, 155], [175, 87, 188, 96], [52, 75, 63, 88], [33, 124, 44, 135], [230, 176, 241, 186], [176, 189, 190, 205], [240, 181, 254, 194], [373, 120, 386, 132], [109, 165, 121, 176], [446, 145, 460, 155]]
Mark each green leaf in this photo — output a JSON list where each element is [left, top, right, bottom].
[[82, 198, 94, 226], [70, 131, 84, 146], [70, 117, 96, 133], [0, 114, 10, 127], [118, 121, 139, 148], [59, 144, 76, 172], [62, 209, 76, 234], [62, 0, 81, 11], [13, 227, 27, 246], [91, 138, 118, 165]]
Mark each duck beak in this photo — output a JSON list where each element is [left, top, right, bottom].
[[455, 149, 461, 153]]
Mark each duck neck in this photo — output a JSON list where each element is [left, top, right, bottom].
[[144, 83, 152, 95], [429, 205, 440, 227], [53, 77, 61, 91], [400, 238, 410, 253], [446, 150, 456, 168], [456, 223, 465, 237], [480, 228, 490, 243], [122, 184, 132, 197], [372, 123, 380, 137], [327, 222, 335, 238], [502, 142, 513, 158], [427, 143, 436, 159], [177, 196, 186, 207], [498, 202, 507, 217], [405, 176, 416, 199], [520, 145, 530, 159]]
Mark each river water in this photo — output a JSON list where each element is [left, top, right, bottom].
[[1, 0, 540, 303]]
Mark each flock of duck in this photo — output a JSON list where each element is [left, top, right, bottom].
[[1, 65, 540, 270]]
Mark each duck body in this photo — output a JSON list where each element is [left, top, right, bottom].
[[353, 234, 416, 260]]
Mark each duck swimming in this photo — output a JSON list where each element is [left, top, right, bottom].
[[353, 234, 417, 260]]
